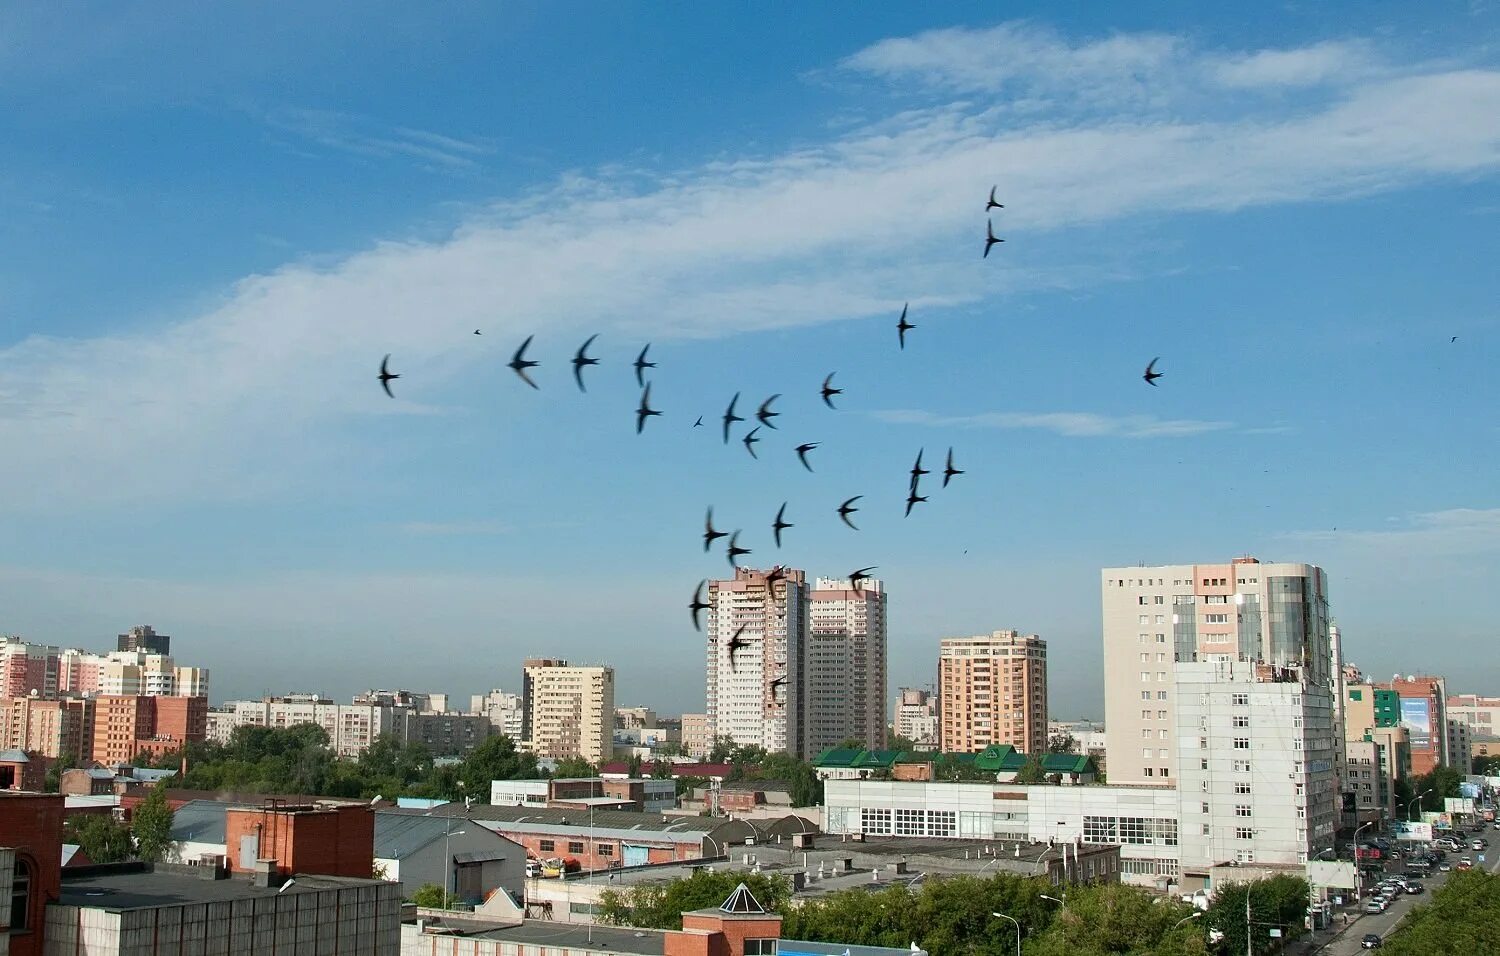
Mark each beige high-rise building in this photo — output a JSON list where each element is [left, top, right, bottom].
[[679, 713, 711, 758], [893, 688, 939, 749], [705, 567, 808, 757], [521, 660, 615, 765], [805, 577, 888, 754], [938, 630, 1047, 755]]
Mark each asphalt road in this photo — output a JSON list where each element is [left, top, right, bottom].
[[1317, 836, 1499, 955]]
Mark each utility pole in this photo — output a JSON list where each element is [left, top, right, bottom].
[[1246, 889, 1252, 956]]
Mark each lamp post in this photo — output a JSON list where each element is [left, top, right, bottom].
[[1172, 912, 1202, 931], [1040, 893, 1066, 909], [443, 823, 466, 907], [1352, 820, 1374, 902], [990, 912, 1021, 956], [1409, 789, 1432, 822]]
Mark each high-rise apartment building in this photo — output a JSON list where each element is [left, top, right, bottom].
[[521, 660, 615, 765], [0, 638, 60, 698], [209, 695, 404, 758], [805, 577, 888, 754], [89, 695, 207, 765], [1446, 693, 1500, 737], [116, 625, 170, 656], [0, 697, 94, 764], [938, 630, 1047, 755], [1375, 675, 1449, 774], [1102, 557, 1339, 871], [1342, 683, 1410, 824], [58, 648, 209, 699], [1448, 719, 1472, 774], [893, 688, 939, 749], [679, 713, 711, 758], [705, 567, 808, 757], [470, 689, 525, 741]]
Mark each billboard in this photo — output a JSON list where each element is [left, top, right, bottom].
[[1401, 697, 1433, 750], [1306, 861, 1357, 889], [1392, 821, 1432, 841], [1460, 782, 1482, 799], [1446, 797, 1476, 815]]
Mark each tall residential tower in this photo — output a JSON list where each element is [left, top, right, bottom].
[[705, 567, 808, 757], [806, 576, 888, 754], [938, 630, 1048, 756]]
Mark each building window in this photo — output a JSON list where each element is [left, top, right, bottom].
[[1233, 716, 1249, 728], [1233, 738, 1250, 749], [1233, 760, 1250, 772], [1236, 827, 1254, 840], [568, 842, 585, 854], [1158, 710, 1168, 720], [10, 858, 31, 931], [1160, 768, 1170, 778], [1158, 691, 1168, 700], [745, 941, 779, 955], [1235, 805, 1252, 817], [1142, 748, 1153, 758], [539, 840, 555, 852], [1235, 783, 1251, 795], [1232, 693, 1249, 706], [597, 844, 613, 857], [1201, 758, 1209, 770], [1141, 672, 1151, 682], [1141, 691, 1151, 700], [1144, 768, 1154, 777], [1142, 729, 1152, 739]]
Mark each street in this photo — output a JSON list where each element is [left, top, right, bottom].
[[1314, 838, 1499, 955]]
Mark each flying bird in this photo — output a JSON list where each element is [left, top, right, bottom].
[[1451, 336, 1458, 343], [742, 426, 761, 459], [636, 383, 661, 433], [772, 503, 793, 548], [765, 564, 787, 595], [722, 393, 744, 444], [572, 334, 600, 392], [689, 580, 710, 631], [693, 416, 704, 428], [837, 496, 863, 531], [757, 395, 781, 430], [909, 448, 929, 490], [849, 566, 877, 594], [821, 373, 843, 409], [473, 329, 481, 335], [508, 335, 540, 389], [987, 186, 1004, 211], [726, 530, 751, 567], [795, 442, 819, 473], [704, 507, 728, 552], [769, 675, 787, 699], [378, 354, 400, 398], [984, 218, 1004, 258], [726, 625, 751, 671], [905, 490, 928, 518], [634, 344, 656, 387], [1143, 357, 1163, 386], [943, 448, 964, 488], [897, 303, 914, 350]]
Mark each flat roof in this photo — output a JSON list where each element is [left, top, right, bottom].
[[464, 920, 666, 954], [387, 804, 738, 836], [57, 869, 384, 912]]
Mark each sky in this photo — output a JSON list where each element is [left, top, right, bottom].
[[1, 2, 1498, 721]]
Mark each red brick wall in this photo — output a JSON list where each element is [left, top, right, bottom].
[[90, 695, 153, 765], [498, 828, 700, 865], [0, 793, 65, 956], [664, 929, 729, 956], [680, 913, 783, 956], [153, 696, 208, 744], [224, 806, 375, 879]]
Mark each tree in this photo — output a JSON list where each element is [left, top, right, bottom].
[[410, 883, 455, 909], [626, 754, 643, 777], [1047, 732, 1077, 754], [887, 733, 918, 752], [599, 870, 791, 930], [1204, 876, 1310, 955], [131, 786, 176, 863], [552, 756, 598, 779], [455, 735, 540, 797], [64, 813, 134, 864], [1380, 869, 1500, 954], [1475, 754, 1500, 776], [1014, 754, 1047, 784], [1027, 881, 1207, 956]]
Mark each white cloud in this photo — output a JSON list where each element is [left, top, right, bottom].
[[873, 408, 1231, 438], [1212, 40, 1377, 89], [1281, 508, 1500, 555], [4, 27, 1500, 513], [263, 107, 494, 170]]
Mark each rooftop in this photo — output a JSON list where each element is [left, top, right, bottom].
[[57, 867, 381, 911], [169, 801, 230, 845], [387, 803, 742, 838], [459, 920, 666, 954], [375, 811, 512, 860]]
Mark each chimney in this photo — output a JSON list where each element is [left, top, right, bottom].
[[252, 859, 276, 889]]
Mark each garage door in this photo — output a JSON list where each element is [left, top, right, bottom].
[[623, 844, 649, 867]]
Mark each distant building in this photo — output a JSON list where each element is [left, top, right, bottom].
[[399, 711, 495, 755], [1343, 683, 1410, 824], [470, 689, 524, 740], [706, 568, 809, 757], [1446, 693, 1500, 739], [0, 696, 94, 764], [208, 694, 403, 758], [1448, 718, 1473, 773], [1375, 675, 1450, 774], [374, 810, 526, 903], [522, 659, 615, 765], [893, 688, 938, 749], [615, 706, 657, 730], [939, 630, 1048, 756], [90, 695, 207, 766], [0, 637, 60, 698], [805, 576, 888, 754], [680, 713, 711, 758], [116, 624, 170, 656]]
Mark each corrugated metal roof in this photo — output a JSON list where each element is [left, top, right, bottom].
[[168, 800, 230, 844]]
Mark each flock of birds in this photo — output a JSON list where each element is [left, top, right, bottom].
[[376, 186, 1169, 670]]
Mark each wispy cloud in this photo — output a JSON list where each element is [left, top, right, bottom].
[[872, 408, 1232, 438], [1212, 40, 1378, 89], [1281, 508, 1500, 555], [397, 520, 510, 537], [263, 107, 494, 170], [3, 26, 1500, 512]]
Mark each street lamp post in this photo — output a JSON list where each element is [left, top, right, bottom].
[[1040, 893, 1066, 909], [990, 912, 1021, 956], [1172, 912, 1202, 932], [1409, 789, 1432, 823], [1352, 820, 1374, 903]]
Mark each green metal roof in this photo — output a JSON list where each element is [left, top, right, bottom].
[[812, 747, 912, 769], [1041, 753, 1096, 774]]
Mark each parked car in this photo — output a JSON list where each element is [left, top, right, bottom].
[[1471, 840, 1485, 851], [1439, 862, 1453, 871], [1364, 900, 1386, 914], [1362, 933, 1383, 949], [1406, 883, 1424, 894], [1457, 859, 1474, 871]]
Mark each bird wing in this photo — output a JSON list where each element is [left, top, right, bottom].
[[516, 367, 539, 390]]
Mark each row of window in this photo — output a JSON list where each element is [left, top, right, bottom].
[[1082, 815, 1178, 847]]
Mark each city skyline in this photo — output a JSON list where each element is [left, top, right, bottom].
[[2, 5, 1498, 717]]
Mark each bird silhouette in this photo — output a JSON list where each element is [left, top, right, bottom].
[[635, 344, 656, 387], [987, 186, 1004, 211], [723, 393, 744, 444], [473, 329, 481, 336], [693, 416, 704, 428], [757, 395, 781, 430], [773, 503, 793, 548], [984, 218, 1004, 258], [897, 304, 914, 350], [726, 625, 751, 671], [704, 507, 729, 552], [765, 564, 787, 596], [769, 675, 787, 699], [1143, 357, 1163, 386], [795, 442, 819, 472], [905, 490, 928, 517], [378, 354, 400, 398], [943, 448, 964, 488], [743, 426, 761, 459], [838, 496, 863, 530], [821, 373, 843, 409], [636, 383, 661, 433], [689, 580, 711, 631], [849, 566, 877, 594], [909, 448, 929, 490], [509, 335, 540, 389], [572, 334, 600, 392], [727, 531, 751, 567], [1451, 336, 1458, 343]]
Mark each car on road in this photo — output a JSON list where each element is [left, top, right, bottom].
[[1405, 882, 1424, 894], [1439, 861, 1453, 871], [1364, 899, 1386, 914], [1457, 859, 1474, 871], [1362, 933, 1383, 949], [1471, 840, 1485, 851]]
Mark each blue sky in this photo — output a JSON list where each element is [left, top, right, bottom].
[[2, 2, 1498, 720]]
